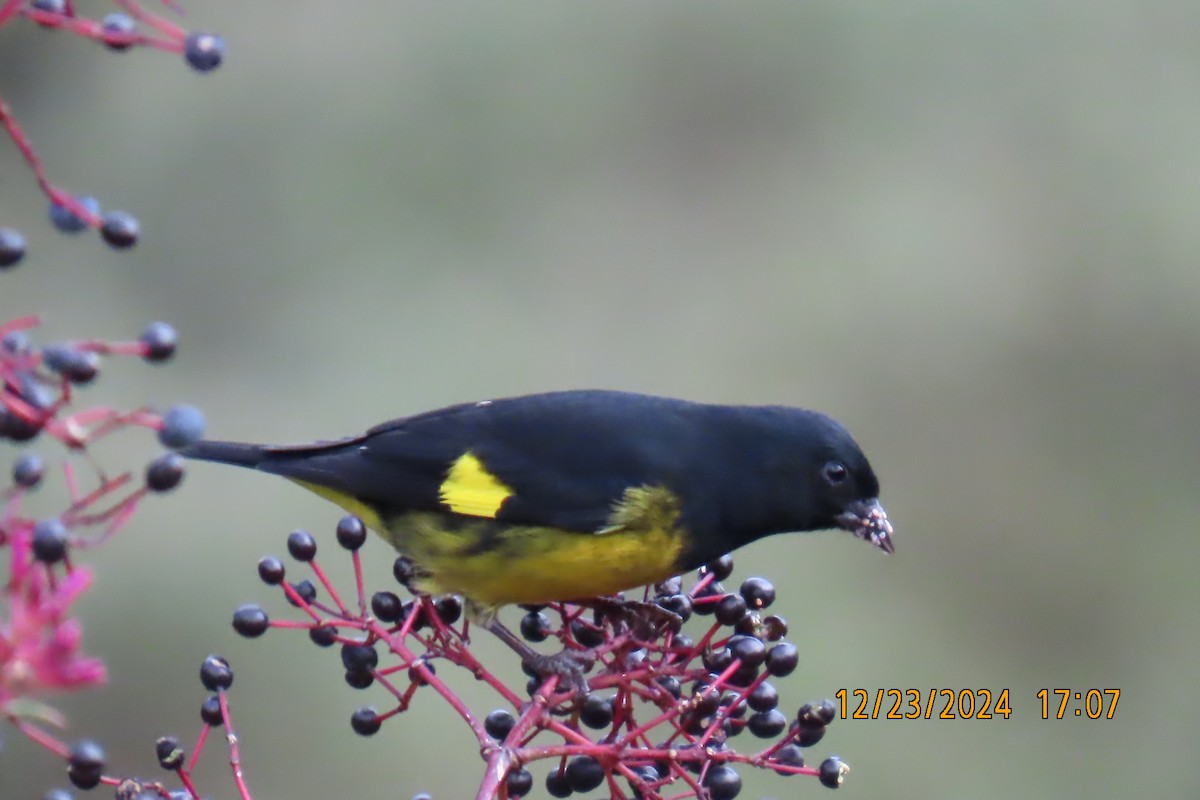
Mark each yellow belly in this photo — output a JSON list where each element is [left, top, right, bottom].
[[388, 512, 686, 608]]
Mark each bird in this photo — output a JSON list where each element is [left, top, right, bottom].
[[181, 390, 892, 681]]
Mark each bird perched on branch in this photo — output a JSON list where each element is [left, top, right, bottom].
[[182, 390, 892, 683]]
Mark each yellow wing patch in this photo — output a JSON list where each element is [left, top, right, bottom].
[[438, 451, 514, 518]]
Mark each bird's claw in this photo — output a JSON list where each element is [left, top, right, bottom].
[[526, 649, 596, 697]]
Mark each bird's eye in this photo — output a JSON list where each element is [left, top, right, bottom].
[[823, 462, 849, 485]]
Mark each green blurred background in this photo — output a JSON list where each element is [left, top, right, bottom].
[[2, 2, 1198, 798]]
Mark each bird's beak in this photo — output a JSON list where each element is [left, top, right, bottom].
[[836, 498, 895, 554]]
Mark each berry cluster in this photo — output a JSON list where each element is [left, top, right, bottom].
[[0, 315, 236, 797], [234, 524, 852, 798], [0, 0, 226, 262]]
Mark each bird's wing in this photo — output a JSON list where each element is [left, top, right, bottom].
[[349, 391, 706, 533]]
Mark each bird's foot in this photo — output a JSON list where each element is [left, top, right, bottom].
[[525, 648, 596, 696], [588, 597, 684, 640]]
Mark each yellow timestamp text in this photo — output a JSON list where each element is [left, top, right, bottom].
[[1036, 688, 1120, 719], [834, 688, 1012, 720]]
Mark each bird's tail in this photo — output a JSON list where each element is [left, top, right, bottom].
[[179, 440, 272, 469]]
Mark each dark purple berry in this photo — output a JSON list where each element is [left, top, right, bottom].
[[702, 764, 742, 800], [100, 13, 136, 51], [200, 695, 223, 725], [816, 699, 836, 725], [286, 529, 317, 561], [2, 330, 31, 353], [565, 755, 605, 793], [545, 770, 573, 798], [748, 681, 779, 712], [155, 735, 184, 770], [656, 675, 681, 699], [701, 553, 734, 581], [184, 32, 225, 71], [691, 686, 720, 717], [818, 756, 848, 789], [0, 406, 41, 442], [484, 708, 515, 740], [570, 619, 604, 648], [762, 614, 788, 641], [13, 453, 45, 488], [139, 322, 177, 363], [340, 643, 378, 672], [435, 594, 462, 624], [728, 635, 767, 669], [393, 555, 416, 588], [506, 768, 533, 798], [765, 642, 798, 677], [336, 514, 367, 549], [31, 0, 67, 14], [145, 452, 185, 492], [519, 610, 550, 642], [287, 579, 317, 607], [345, 669, 374, 690], [772, 743, 804, 773], [371, 591, 403, 623], [0, 228, 26, 268], [199, 654, 233, 691], [351, 707, 381, 736], [580, 693, 614, 729], [49, 196, 99, 233], [739, 576, 775, 610], [257, 556, 284, 584], [66, 740, 105, 789], [232, 604, 268, 637], [309, 624, 337, 647], [627, 764, 659, 799], [656, 593, 692, 622], [701, 646, 733, 674], [408, 659, 435, 685], [747, 709, 787, 738], [32, 518, 68, 563], [655, 575, 682, 596], [795, 724, 826, 747], [715, 592, 748, 626], [158, 404, 205, 448], [42, 345, 99, 384]]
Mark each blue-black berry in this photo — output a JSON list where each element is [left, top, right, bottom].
[[702, 764, 742, 800], [184, 32, 225, 71], [766, 642, 798, 676], [506, 768, 533, 798], [156, 735, 185, 770], [771, 743, 805, 774], [49, 196, 100, 233], [580, 693, 614, 729], [32, 518, 68, 563], [139, 322, 177, 363], [13, 453, 45, 488], [199, 654, 233, 691], [287, 529, 317, 561], [287, 579, 317, 607], [340, 643, 378, 673], [232, 604, 268, 637], [257, 556, 285, 584], [0, 228, 26, 268], [309, 624, 337, 647], [565, 755, 605, 793], [739, 576, 775, 609], [100, 13, 136, 50], [371, 591, 403, 623], [747, 681, 779, 712], [818, 756, 848, 789], [158, 404, 205, 448], [519, 610, 550, 642], [701, 553, 734, 581], [200, 695, 223, 726], [66, 739, 105, 789], [545, 770, 572, 798], [351, 707, 381, 736], [747, 709, 787, 738], [484, 708, 515, 740], [336, 514, 367, 550], [145, 452, 185, 492]]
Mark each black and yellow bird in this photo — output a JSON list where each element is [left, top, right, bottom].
[[182, 390, 892, 675]]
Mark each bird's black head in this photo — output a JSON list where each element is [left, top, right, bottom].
[[721, 406, 894, 554]]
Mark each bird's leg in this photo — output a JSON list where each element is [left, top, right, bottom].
[[484, 618, 596, 696]]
